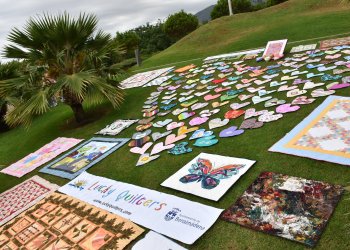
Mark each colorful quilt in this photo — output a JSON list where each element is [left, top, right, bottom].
[[1, 137, 82, 177], [319, 36, 350, 49], [40, 137, 129, 179], [262, 39, 288, 58], [120, 67, 174, 89], [161, 153, 255, 201], [269, 95, 350, 165], [221, 172, 344, 247], [0, 176, 59, 226], [96, 119, 138, 136], [0, 192, 143, 249], [290, 44, 317, 53]]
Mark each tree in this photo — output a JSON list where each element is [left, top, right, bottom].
[[115, 31, 141, 57], [1, 13, 124, 126], [163, 10, 199, 40], [211, 0, 254, 20]]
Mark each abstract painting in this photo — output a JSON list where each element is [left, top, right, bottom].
[[40, 137, 129, 179], [0, 176, 59, 226], [0, 192, 143, 249], [269, 96, 350, 165], [96, 119, 138, 136], [1, 137, 82, 177], [221, 172, 343, 247], [161, 153, 255, 201]]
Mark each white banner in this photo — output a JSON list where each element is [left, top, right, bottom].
[[58, 172, 223, 244]]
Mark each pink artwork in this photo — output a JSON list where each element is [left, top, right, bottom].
[[263, 39, 288, 59], [1, 137, 82, 177]]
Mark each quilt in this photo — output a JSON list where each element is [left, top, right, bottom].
[[161, 153, 255, 201], [204, 48, 264, 61], [319, 36, 350, 49], [1, 137, 82, 177], [221, 172, 344, 247], [262, 39, 288, 58], [0, 192, 143, 249], [269, 95, 350, 165], [0, 176, 59, 226], [96, 119, 138, 136], [59, 172, 223, 244], [290, 44, 317, 53], [120, 67, 174, 89], [40, 137, 129, 179]]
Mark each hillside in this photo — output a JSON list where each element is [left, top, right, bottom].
[[135, 0, 350, 71], [195, 5, 215, 24]]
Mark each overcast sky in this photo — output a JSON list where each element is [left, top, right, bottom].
[[0, 0, 217, 61]]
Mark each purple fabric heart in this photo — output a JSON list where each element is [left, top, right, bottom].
[[219, 126, 245, 138]]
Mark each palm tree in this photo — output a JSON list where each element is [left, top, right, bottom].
[[0, 13, 124, 126]]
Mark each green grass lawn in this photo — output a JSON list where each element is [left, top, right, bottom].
[[1, 0, 350, 249]]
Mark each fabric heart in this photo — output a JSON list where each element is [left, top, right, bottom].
[[212, 78, 227, 84], [214, 87, 231, 93], [150, 91, 161, 97], [168, 85, 181, 91], [286, 89, 307, 97], [136, 123, 152, 132], [222, 81, 237, 87], [143, 109, 158, 117], [326, 82, 350, 90], [317, 66, 337, 72], [303, 81, 325, 90], [244, 108, 269, 119], [204, 94, 221, 101], [136, 153, 160, 166], [321, 74, 342, 81], [177, 126, 199, 136], [306, 73, 324, 79], [258, 89, 276, 96], [181, 99, 198, 108], [252, 95, 272, 104], [208, 118, 229, 129], [291, 96, 315, 105], [262, 73, 279, 79], [196, 85, 207, 90], [281, 76, 298, 81], [225, 110, 245, 119], [311, 88, 335, 97], [282, 69, 297, 74], [219, 126, 244, 138], [264, 98, 286, 108], [151, 131, 172, 142], [165, 90, 176, 95], [168, 142, 192, 155], [189, 129, 214, 140], [189, 117, 209, 126], [172, 108, 188, 116], [138, 117, 155, 125], [166, 121, 184, 131], [277, 85, 298, 92], [258, 112, 283, 122], [200, 109, 220, 117], [247, 86, 265, 93], [276, 104, 300, 113], [128, 136, 151, 147], [191, 102, 208, 110], [220, 94, 236, 102], [132, 129, 152, 140], [193, 135, 218, 147], [290, 70, 308, 76], [325, 54, 341, 59], [240, 118, 264, 129], [238, 94, 254, 101], [241, 78, 257, 84], [179, 95, 194, 103], [161, 98, 176, 105], [180, 90, 194, 96], [178, 111, 195, 120], [254, 79, 271, 85], [230, 102, 250, 110], [130, 142, 153, 155], [212, 101, 229, 108], [293, 79, 308, 85], [153, 119, 172, 128], [270, 81, 287, 87], [142, 105, 158, 113], [162, 93, 177, 100], [150, 142, 175, 155], [183, 84, 196, 90], [194, 90, 210, 97], [165, 133, 187, 145]]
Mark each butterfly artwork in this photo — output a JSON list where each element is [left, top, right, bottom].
[[178, 158, 244, 190], [161, 153, 255, 201]]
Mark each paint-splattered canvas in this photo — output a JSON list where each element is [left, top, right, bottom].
[[40, 137, 129, 179], [1, 137, 82, 177], [0, 192, 144, 249], [161, 153, 255, 201], [221, 172, 343, 247]]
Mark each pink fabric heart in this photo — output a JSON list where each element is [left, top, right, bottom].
[[166, 122, 184, 131], [204, 94, 221, 101], [150, 142, 175, 155], [230, 102, 250, 110], [244, 108, 269, 119], [130, 142, 153, 155], [165, 134, 187, 145], [276, 104, 300, 113], [189, 117, 209, 126]]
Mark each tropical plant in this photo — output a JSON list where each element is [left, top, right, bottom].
[[1, 13, 124, 126], [163, 10, 199, 40]]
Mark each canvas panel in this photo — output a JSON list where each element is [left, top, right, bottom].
[[96, 119, 138, 136]]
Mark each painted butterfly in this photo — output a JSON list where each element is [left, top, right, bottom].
[[179, 158, 244, 189]]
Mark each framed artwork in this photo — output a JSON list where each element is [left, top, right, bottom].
[[263, 39, 288, 58], [39, 137, 129, 179], [96, 119, 138, 136]]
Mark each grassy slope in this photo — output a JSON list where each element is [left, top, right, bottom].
[[1, 0, 350, 249], [134, 0, 350, 71]]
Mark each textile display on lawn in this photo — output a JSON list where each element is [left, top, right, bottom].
[[290, 44, 317, 53], [0, 176, 59, 226], [204, 48, 264, 61], [0, 137, 82, 177], [269, 95, 350, 165], [132, 231, 187, 250], [96, 119, 138, 136], [40, 137, 129, 179], [143, 75, 174, 87], [262, 39, 288, 58], [161, 153, 255, 201], [319, 36, 350, 49], [58, 172, 223, 244], [221, 172, 344, 247], [0, 192, 144, 249], [120, 67, 174, 89]]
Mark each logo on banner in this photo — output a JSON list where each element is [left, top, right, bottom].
[[164, 208, 181, 221]]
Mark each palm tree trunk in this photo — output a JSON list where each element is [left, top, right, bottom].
[[69, 102, 86, 124], [0, 103, 9, 131]]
